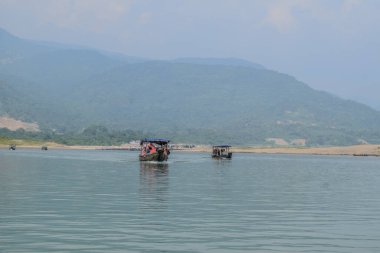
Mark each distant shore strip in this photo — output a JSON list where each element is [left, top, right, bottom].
[[1, 143, 380, 157]]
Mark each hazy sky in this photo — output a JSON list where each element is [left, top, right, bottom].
[[0, 0, 379, 109]]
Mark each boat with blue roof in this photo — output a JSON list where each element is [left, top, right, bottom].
[[139, 138, 171, 162]]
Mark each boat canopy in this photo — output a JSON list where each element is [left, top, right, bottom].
[[140, 138, 170, 145], [213, 145, 231, 148]]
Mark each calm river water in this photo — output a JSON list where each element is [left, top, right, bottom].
[[1, 149, 380, 252]]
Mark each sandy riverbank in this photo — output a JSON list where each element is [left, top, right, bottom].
[[231, 144, 380, 156], [0, 143, 102, 150], [178, 144, 380, 156], [2, 143, 380, 156]]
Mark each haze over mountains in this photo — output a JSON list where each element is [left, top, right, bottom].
[[1, 28, 380, 145]]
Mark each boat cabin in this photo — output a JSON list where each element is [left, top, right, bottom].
[[212, 145, 232, 159], [139, 138, 170, 162]]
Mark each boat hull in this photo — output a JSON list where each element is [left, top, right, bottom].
[[139, 150, 169, 162], [212, 152, 232, 159]]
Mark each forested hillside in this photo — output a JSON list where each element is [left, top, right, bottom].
[[1, 28, 380, 145]]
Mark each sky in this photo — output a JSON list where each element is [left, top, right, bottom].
[[0, 0, 379, 109]]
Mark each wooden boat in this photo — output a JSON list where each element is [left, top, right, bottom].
[[212, 145, 232, 159], [139, 138, 170, 162], [41, 146, 48, 151]]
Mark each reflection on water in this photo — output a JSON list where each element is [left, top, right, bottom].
[[139, 162, 169, 211]]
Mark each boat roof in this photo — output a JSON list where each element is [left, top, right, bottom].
[[140, 138, 170, 144], [213, 145, 231, 148]]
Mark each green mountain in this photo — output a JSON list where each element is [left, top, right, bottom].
[[1, 28, 380, 145]]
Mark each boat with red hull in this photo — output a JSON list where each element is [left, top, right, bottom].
[[139, 138, 170, 162]]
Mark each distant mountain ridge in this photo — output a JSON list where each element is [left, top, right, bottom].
[[172, 57, 265, 69], [1, 27, 380, 145]]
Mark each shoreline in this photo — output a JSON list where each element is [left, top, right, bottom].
[[1, 143, 380, 156], [178, 144, 380, 156], [231, 145, 380, 156]]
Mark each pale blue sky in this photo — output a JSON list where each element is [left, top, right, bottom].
[[0, 0, 379, 109]]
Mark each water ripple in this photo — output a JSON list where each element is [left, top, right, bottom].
[[1, 151, 380, 252]]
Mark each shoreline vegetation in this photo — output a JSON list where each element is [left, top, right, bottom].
[[1, 140, 380, 156]]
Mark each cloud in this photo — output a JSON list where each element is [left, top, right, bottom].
[[342, 0, 362, 14], [262, 0, 368, 33], [261, 0, 350, 33], [139, 12, 153, 25], [1, 0, 133, 33], [264, 3, 296, 32], [262, 0, 316, 32], [49, 0, 132, 31]]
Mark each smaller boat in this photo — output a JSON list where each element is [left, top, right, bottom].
[[212, 145, 232, 159], [9, 144, 16, 150], [139, 138, 170, 162], [41, 146, 48, 151]]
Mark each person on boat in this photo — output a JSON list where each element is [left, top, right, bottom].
[[147, 143, 157, 154], [146, 145, 151, 154], [165, 147, 170, 155], [141, 146, 147, 156]]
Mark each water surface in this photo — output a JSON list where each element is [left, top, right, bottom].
[[1, 149, 380, 252]]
